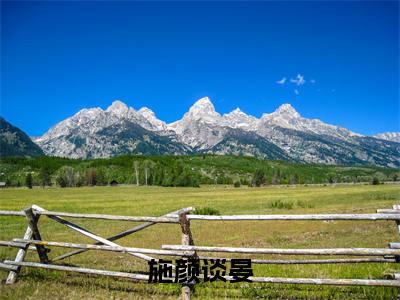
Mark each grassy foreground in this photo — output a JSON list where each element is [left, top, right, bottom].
[[0, 184, 399, 299]]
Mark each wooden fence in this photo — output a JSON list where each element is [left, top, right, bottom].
[[1, 204, 400, 299]]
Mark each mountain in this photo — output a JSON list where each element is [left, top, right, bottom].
[[34, 98, 400, 167], [253, 105, 399, 167], [35, 101, 187, 158], [373, 132, 400, 143], [0, 117, 44, 157], [257, 104, 359, 141], [205, 128, 291, 161]]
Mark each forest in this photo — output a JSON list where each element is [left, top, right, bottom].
[[0, 155, 398, 188]]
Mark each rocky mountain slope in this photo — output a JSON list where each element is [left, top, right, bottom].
[[373, 132, 400, 143], [33, 97, 400, 167], [0, 117, 44, 157]]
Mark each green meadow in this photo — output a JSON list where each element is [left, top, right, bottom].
[[0, 184, 399, 299]]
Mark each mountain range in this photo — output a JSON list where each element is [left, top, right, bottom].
[[29, 97, 399, 168], [1, 97, 398, 167]]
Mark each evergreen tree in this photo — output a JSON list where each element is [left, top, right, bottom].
[[39, 166, 51, 187], [25, 172, 33, 189], [252, 169, 266, 187]]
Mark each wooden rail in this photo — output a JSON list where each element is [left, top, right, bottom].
[[2, 260, 400, 287], [162, 245, 400, 256], [187, 213, 400, 221], [1, 204, 400, 300]]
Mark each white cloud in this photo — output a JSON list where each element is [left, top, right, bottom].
[[290, 74, 306, 86], [276, 77, 287, 84], [294, 89, 299, 95], [310, 79, 316, 84]]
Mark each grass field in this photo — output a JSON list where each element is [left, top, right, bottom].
[[0, 184, 399, 299]]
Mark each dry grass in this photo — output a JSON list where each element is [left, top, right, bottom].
[[0, 184, 399, 299]]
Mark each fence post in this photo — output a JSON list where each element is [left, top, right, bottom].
[[6, 225, 33, 284], [392, 204, 400, 300], [179, 212, 196, 300], [6, 206, 49, 284], [24, 207, 49, 263]]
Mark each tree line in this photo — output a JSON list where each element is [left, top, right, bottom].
[[1, 155, 398, 188]]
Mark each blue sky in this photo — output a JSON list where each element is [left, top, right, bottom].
[[1, 1, 399, 136]]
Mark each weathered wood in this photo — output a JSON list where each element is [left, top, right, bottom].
[[241, 276, 400, 287], [0, 240, 28, 248], [163, 245, 400, 256], [389, 243, 400, 249], [32, 206, 157, 263], [51, 207, 194, 262], [4, 238, 393, 264], [31, 205, 173, 267], [0, 262, 18, 271], [197, 256, 396, 264], [1, 237, 394, 264], [3, 204, 400, 289], [3, 260, 149, 281], [24, 207, 49, 263], [13, 239, 194, 256], [2, 260, 400, 287], [0, 210, 25, 216], [33, 209, 178, 223], [187, 213, 400, 221], [5, 225, 33, 284], [376, 209, 400, 214], [179, 212, 197, 300], [5, 210, 398, 220], [179, 213, 195, 249]]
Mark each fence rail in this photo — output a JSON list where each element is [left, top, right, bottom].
[[1, 204, 400, 299]]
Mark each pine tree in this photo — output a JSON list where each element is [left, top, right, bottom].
[[39, 166, 51, 187], [25, 173, 33, 189], [252, 169, 266, 187]]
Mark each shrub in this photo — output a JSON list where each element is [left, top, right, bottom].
[[268, 200, 294, 210], [372, 177, 380, 185], [233, 181, 241, 188], [194, 207, 220, 215], [296, 200, 315, 209], [55, 166, 75, 188]]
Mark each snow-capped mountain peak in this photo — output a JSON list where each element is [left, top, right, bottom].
[[192, 96, 213, 107], [181, 96, 221, 124], [138, 107, 155, 117], [259, 103, 301, 129], [188, 97, 218, 117], [258, 103, 360, 140], [138, 107, 167, 131], [106, 100, 130, 115], [223, 107, 258, 130], [273, 103, 301, 118], [74, 107, 103, 119], [227, 108, 244, 115]]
